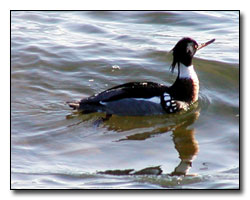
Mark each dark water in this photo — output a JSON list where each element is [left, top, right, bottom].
[[11, 11, 239, 189]]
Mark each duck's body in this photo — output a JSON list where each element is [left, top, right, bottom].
[[67, 37, 214, 118], [68, 64, 198, 116]]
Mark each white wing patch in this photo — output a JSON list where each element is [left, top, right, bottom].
[[99, 96, 161, 106], [134, 96, 161, 104], [99, 101, 107, 105]]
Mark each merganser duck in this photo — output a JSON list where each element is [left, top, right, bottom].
[[67, 37, 215, 120]]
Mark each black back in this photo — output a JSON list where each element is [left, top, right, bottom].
[[81, 82, 169, 104]]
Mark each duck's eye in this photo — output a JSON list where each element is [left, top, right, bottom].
[[194, 44, 198, 49]]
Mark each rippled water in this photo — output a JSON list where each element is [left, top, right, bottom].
[[11, 11, 239, 189]]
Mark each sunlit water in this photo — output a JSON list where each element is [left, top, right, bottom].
[[11, 11, 239, 189]]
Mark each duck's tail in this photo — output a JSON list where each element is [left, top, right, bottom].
[[66, 101, 80, 110]]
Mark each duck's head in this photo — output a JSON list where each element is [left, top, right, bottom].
[[170, 37, 215, 72]]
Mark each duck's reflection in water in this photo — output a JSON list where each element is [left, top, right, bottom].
[[98, 108, 200, 176], [170, 110, 199, 176]]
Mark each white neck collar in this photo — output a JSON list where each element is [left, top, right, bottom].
[[178, 63, 198, 80]]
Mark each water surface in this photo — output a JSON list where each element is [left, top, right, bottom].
[[11, 11, 239, 189]]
